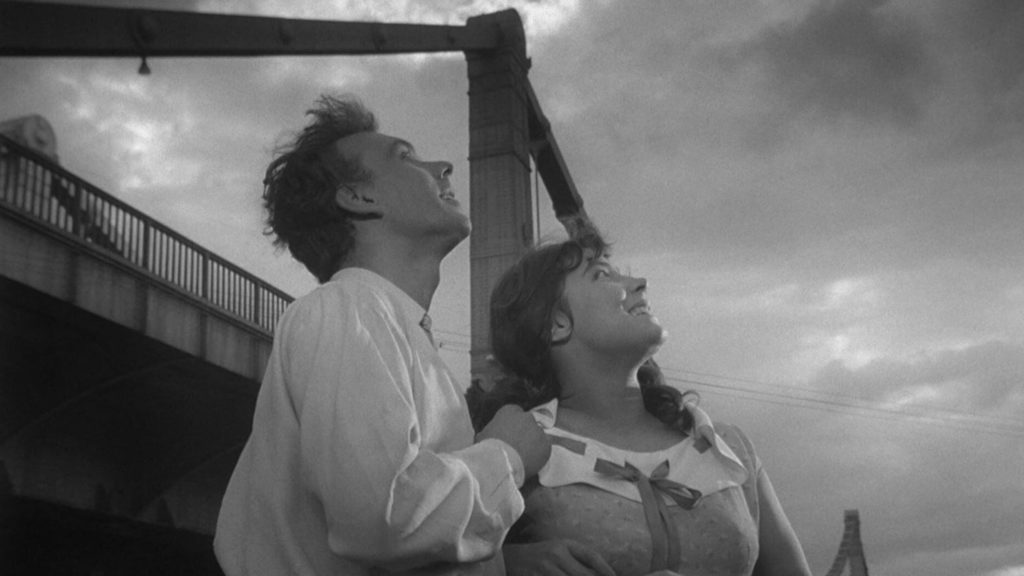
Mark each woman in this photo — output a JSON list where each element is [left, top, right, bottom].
[[473, 230, 812, 576]]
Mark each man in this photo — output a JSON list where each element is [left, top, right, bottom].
[[214, 95, 551, 576]]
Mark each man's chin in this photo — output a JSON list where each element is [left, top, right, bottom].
[[452, 217, 472, 241], [438, 219, 472, 255]]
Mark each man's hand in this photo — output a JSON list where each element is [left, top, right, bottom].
[[504, 540, 616, 576], [476, 405, 552, 478]]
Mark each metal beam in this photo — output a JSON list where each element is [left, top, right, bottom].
[[0, 2, 501, 57], [524, 80, 591, 235]]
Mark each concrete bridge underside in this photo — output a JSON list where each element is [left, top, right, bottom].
[[1, 273, 256, 528], [1, 205, 268, 572]]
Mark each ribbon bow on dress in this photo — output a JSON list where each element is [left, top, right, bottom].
[[593, 458, 702, 573]]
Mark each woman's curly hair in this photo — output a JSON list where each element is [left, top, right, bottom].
[[468, 226, 697, 435]]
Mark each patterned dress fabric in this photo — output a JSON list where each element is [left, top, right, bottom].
[[522, 400, 764, 576]]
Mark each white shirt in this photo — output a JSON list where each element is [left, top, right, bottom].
[[215, 268, 525, 576]]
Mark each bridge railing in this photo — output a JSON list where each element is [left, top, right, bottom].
[[0, 134, 292, 335]]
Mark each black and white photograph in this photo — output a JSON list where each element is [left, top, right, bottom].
[[2, 2, 1022, 576]]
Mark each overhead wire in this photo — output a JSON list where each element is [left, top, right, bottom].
[[430, 325, 1024, 438], [662, 373, 1024, 439], [661, 365, 1023, 427]]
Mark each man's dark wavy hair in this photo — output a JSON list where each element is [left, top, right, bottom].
[[263, 94, 378, 283], [468, 226, 697, 435]]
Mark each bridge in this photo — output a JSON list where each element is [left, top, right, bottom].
[[0, 126, 291, 572]]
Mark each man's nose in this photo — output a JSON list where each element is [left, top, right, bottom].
[[630, 277, 648, 292], [433, 161, 453, 179]]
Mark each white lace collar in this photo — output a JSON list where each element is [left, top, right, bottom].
[[529, 399, 749, 505]]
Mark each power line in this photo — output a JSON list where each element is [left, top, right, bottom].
[[660, 365, 1023, 427], [659, 362, 1019, 426], [430, 326, 1024, 438], [663, 374, 1024, 439]]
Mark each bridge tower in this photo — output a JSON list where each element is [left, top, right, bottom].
[[465, 11, 532, 382], [825, 509, 870, 576]]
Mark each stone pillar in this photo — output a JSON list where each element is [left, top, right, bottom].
[[464, 10, 533, 387]]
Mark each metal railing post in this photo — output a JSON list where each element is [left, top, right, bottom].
[[202, 252, 209, 301], [0, 134, 293, 334]]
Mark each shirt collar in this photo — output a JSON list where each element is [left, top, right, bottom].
[[328, 267, 429, 330], [529, 398, 749, 501], [531, 397, 747, 473]]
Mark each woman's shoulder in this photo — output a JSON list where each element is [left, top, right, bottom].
[[710, 422, 762, 475], [713, 421, 750, 444]]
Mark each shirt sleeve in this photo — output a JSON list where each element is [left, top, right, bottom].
[[281, 289, 524, 572]]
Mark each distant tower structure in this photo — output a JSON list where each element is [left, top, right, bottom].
[[825, 509, 870, 576]]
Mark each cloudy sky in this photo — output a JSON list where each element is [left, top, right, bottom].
[[3, 1, 1023, 575]]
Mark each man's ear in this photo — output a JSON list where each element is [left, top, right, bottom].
[[334, 184, 382, 218], [550, 310, 573, 345]]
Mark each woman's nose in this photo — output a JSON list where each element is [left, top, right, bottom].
[[630, 276, 647, 292]]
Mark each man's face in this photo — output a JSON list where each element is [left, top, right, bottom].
[[334, 131, 471, 245]]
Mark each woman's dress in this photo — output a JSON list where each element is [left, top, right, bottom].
[[520, 400, 764, 576]]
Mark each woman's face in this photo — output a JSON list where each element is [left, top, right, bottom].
[[556, 250, 667, 357]]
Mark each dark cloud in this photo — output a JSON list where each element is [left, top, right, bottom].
[[947, 0, 1024, 93], [927, 0, 1024, 152], [528, 2, 938, 276], [734, 0, 936, 130]]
